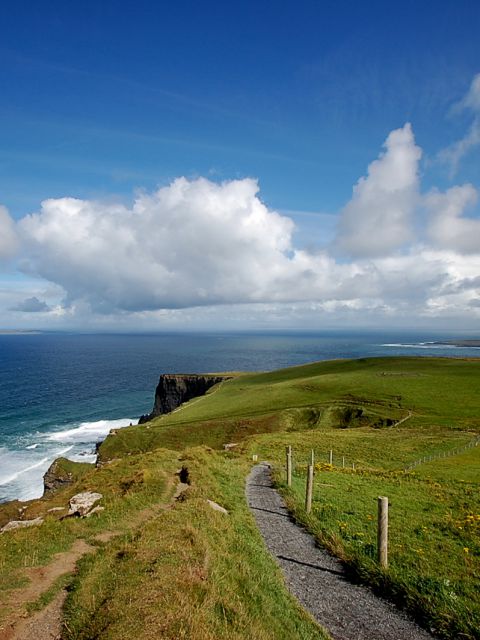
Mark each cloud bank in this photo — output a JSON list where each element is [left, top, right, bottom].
[[11, 296, 51, 312], [2, 117, 479, 329]]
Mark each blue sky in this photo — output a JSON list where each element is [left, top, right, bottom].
[[1, 0, 479, 331]]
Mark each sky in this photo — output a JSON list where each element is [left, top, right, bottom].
[[0, 0, 479, 332]]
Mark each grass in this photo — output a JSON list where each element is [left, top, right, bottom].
[[25, 573, 72, 614], [62, 448, 326, 639], [244, 430, 480, 639], [0, 450, 179, 601], [1, 356, 479, 639], [98, 357, 480, 461]]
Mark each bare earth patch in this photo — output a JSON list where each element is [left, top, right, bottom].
[[0, 478, 188, 640]]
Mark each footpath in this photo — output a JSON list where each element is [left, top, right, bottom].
[[246, 463, 436, 640]]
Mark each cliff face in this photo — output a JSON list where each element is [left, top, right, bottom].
[[139, 374, 229, 423]]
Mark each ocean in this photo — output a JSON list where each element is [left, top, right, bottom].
[[1, 331, 478, 503]]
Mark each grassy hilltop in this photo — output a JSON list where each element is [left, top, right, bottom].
[[1, 356, 479, 639]]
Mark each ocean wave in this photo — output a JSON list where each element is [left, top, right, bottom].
[[46, 418, 138, 443], [0, 417, 138, 502], [0, 445, 73, 486], [381, 343, 456, 349]]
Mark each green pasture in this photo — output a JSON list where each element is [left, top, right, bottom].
[[1, 356, 479, 639], [98, 357, 480, 461]]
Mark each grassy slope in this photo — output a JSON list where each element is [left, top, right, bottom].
[[96, 356, 479, 640], [62, 449, 325, 640], [0, 450, 179, 597], [98, 357, 480, 461], [1, 356, 479, 639], [0, 451, 325, 638]]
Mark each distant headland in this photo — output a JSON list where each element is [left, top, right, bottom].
[[433, 339, 480, 347], [0, 329, 42, 335]]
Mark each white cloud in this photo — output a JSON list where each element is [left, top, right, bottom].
[[335, 123, 422, 258], [439, 73, 480, 174], [439, 120, 480, 175], [426, 184, 480, 254], [19, 178, 299, 311], [0, 121, 476, 330], [459, 73, 480, 111], [0, 206, 19, 261]]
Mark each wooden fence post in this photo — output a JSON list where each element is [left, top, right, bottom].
[[377, 496, 389, 568], [286, 445, 292, 487], [329, 449, 333, 465], [342, 456, 345, 468], [305, 464, 314, 513]]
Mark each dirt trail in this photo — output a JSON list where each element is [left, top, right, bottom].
[[0, 539, 93, 640], [0, 479, 188, 640], [246, 462, 436, 640]]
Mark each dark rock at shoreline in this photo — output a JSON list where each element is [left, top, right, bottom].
[[139, 373, 230, 424], [43, 457, 92, 496], [43, 458, 74, 496]]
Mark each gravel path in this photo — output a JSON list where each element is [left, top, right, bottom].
[[246, 463, 436, 640]]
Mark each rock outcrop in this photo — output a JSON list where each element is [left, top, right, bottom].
[[43, 457, 92, 496], [67, 492, 103, 517], [1, 517, 44, 534], [139, 374, 230, 423], [43, 458, 76, 495]]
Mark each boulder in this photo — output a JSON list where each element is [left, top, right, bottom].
[[67, 491, 103, 517], [1, 517, 44, 533], [223, 442, 239, 451]]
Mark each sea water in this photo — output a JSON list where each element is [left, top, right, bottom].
[[1, 331, 478, 502]]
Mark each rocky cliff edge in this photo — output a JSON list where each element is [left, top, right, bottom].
[[139, 374, 230, 423]]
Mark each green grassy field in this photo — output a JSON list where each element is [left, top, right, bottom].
[[1, 356, 479, 639], [98, 356, 480, 461]]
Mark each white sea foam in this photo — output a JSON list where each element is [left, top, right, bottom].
[[0, 446, 74, 486], [46, 418, 138, 443], [0, 418, 138, 502], [381, 343, 456, 349]]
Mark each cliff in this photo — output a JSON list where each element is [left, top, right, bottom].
[[138, 373, 230, 423]]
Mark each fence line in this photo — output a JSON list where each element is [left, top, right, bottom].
[[281, 436, 479, 482], [280, 440, 479, 568], [403, 436, 480, 471]]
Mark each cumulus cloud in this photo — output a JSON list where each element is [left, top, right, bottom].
[[439, 73, 480, 174], [0, 206, 19, 261], [5, 121, 478, 329], [11, 296, 51, 312], [335, 123, 421, 258], [20, 178, 299, 311], [426, 184, 480, 254]]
